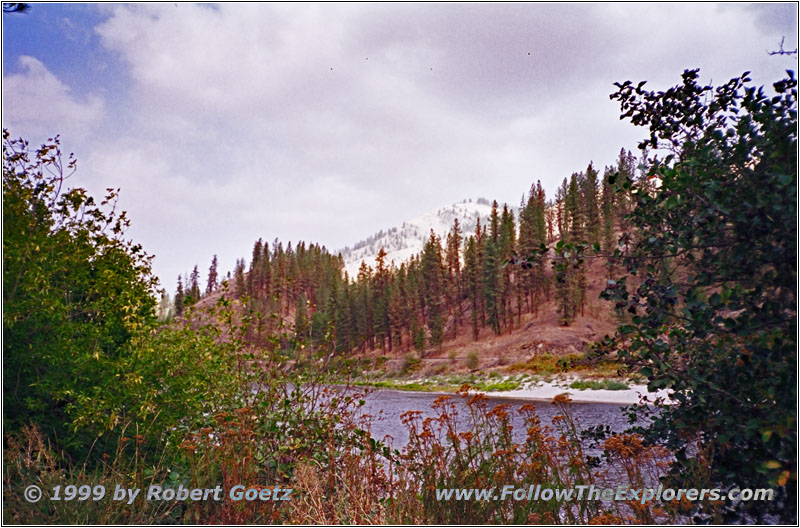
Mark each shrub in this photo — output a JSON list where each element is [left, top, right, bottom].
[[401, 353, 421, 375], [465, 350, 480, 370], [3, 131, 159, 459], [606, 69, 797, 522]]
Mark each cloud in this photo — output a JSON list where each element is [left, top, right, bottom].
[[2, 56, 105, 142], [6, 2, 789, 292]]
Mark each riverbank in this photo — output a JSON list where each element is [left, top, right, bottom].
[[356, 374, 673, 405], [485, 378, 673, 405]]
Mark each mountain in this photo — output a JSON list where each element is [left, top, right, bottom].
[[338, 198, 503, 277]]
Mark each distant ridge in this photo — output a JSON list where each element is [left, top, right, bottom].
[[338, 198, 508, 277]]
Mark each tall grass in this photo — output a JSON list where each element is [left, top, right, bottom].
[[4, 389, 681, 524]]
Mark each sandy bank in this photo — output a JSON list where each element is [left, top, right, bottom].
[[485, 379, 673, 405]]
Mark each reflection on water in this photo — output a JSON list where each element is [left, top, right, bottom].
[[358, 389, 640, 451]]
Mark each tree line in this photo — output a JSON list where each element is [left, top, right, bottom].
[[175, 148, 641, 355]]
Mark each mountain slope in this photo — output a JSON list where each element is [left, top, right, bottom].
[[338, 198, 501, 277]]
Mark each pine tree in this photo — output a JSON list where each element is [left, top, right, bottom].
[[206, 254, 218, 295], [499, 204, 516, 330], [421, 230, 445, 350], [556, 177, 568, 239], [529, 182, 549, 308], [294, 292, 309, 343], [566, 173, 583, 241], [601, 165, 617, 278], [188, 265, 201, 304], [356, 261, 373, 351], [388, 267, 407, 352], [482, 201, 502, 335], [175, 275, 185, 316], [582, 162, 601, 246], [463, 235, 481, 340], [553, 249, 571, 325], [445, 218, 463, 336], [234, 258, 246, 298], [373, 248, 392, 351], [616, 148, 637, 235], [518, 184, 537, 312]]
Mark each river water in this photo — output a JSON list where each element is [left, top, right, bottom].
[[357, 389, 637, 451]]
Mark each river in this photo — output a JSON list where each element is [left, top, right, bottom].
[[357, 389, 638, 451]]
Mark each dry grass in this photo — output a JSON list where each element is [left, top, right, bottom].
[[5, 389, 682, 525]]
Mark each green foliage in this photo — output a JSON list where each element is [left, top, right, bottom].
[[471, 378, 521, 392], [605, 69, 797, 522], [508, 352, 585, 375], [401, 352, 421, 374], [411, 317, 426, 352], [568, 379, 628, 391], [3, 131, 159, 457], [465, 349, 480, 370], [552, 240, 588, 325]]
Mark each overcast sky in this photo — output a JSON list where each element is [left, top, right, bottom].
[[3, 3, 797, 293]]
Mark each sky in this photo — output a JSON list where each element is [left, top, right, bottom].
[[3, 2, 797, 294]]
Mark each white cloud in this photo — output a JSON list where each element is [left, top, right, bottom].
[[2, 56, 105, 142], [6, 3, 792, 292]]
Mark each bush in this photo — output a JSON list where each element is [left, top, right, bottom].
[[606, 69, 797, 522], [465, 350, 480, 370], [3, 131, 159, 458], [401, 352, 421, 374]]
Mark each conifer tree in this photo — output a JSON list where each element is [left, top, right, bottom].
[[482, 201, 502, 335], [601, 165, 617, 278], [234, 258, 246, 298], [388, 267, 407, 351], [188, 265, 201, 304], [373, 248, 392, 351], [421, 230, 445, 349], [294, 292, 309, 343], [206, 254, 219, 295], [556, 177, 568, 239], [582, 162, 601, 246], [356, 261, 373, 351], [445, 218, 463, 336], [517, 184, 537, 312], [463, 235, 481, 340], [499, 204, 516, 330], [175, 275, 185, 317]]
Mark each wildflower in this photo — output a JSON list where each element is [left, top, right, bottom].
[[432, 395, 452, 408], [488, 404, 510, 420], [468, 393, 488, 406]]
